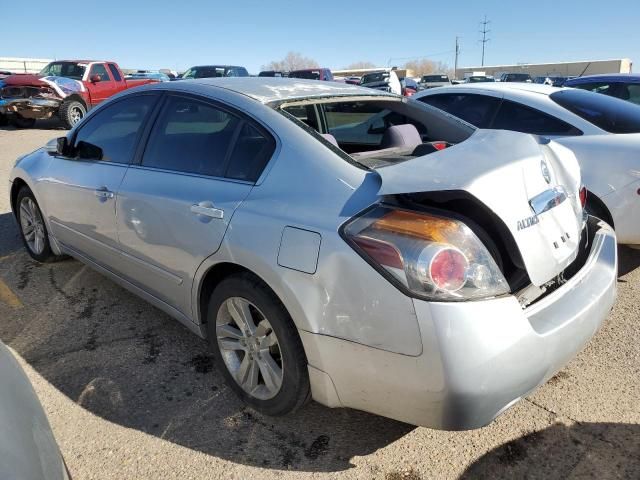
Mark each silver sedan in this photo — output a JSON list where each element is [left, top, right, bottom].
[[9, 78, 617, 429]]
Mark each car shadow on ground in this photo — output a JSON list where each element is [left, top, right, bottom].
[[459, 422, 640, 479], [0, 118, 66, 131], [0, 212, 22, 257], [1, 217, 639, 473]]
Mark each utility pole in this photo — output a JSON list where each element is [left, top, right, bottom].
[[479, 15, 490, 67], [454, 36, 460, 80]]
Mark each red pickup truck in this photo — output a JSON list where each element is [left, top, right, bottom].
[[0, 60, 157, 129]]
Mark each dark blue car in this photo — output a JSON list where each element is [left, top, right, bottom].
[[564, 73, 640, 105]]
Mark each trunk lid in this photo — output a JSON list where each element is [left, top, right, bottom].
[[375, 129, 583, 286]]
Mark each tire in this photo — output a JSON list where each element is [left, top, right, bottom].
[[207, 273, 310, 416], [15, 187, 61, 263], [0, 113, 8, 127], [11, 115, 36, 129], [58, 98, 86, 129]]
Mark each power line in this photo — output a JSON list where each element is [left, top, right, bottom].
[[479, 15, 491, 67]]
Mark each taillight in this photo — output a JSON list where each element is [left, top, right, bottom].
[[342, 206, 509, 301], [432, 142, 447, 151], [579, 186, 587, 209]]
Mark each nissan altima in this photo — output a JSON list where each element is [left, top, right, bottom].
[[9, 78, 617, 429]]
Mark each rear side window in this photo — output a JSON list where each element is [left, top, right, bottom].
[[142, 96, 274, 181], [417, 93, 500, 128], [492, 99, 582, 136], [108, 64, 122, 82], [142, 96, 240, 177], [550, 89, 640, 133], [73, 94, 157, 163], [226, 123, 275, 181]]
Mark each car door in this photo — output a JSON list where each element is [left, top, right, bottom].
[[86, 63, 114, 105], [115, 93, 275, 315], [40, 93, 159, 267]]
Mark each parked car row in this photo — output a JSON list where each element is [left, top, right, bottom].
[[9, 77, 621, 438]]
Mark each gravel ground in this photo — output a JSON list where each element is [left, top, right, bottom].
[[0, 121, 639, 479]]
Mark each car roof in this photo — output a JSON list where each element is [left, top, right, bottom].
[[430, 82, 563, 96], [157, 77, 398, 103], [565, 73, 640, 84]]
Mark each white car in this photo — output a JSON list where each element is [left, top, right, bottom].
[[412, 83, 640, 247]]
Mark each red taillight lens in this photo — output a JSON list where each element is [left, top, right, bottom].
[[432, 142, 447, 151], [579, 186, 587, 208], [353, 236, 403, 269], [422, 246, 469, 292]]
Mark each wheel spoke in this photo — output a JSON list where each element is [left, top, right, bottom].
[[228, 298, 256, 334], [218, 338, 245, 352], [237, 355, 259, 392], [255, 319, 270, 337], [260, 331, 278, 349], [216, 323, 244, 340], [20, 204, 33, 224], [257, 353, 282, 393], [34, 233, 42, 254]]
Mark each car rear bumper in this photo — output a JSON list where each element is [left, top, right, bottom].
[[302, 217, 617, 429]]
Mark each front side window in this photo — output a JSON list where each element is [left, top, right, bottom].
[[142, 96, 240, 177], [90, 64, 110, 82], [492, 99, 582, 136], [550, 89, 640, 133], [72, 95, 157, 163]]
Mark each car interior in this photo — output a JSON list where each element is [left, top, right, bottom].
[[280, 98, 474, 168]]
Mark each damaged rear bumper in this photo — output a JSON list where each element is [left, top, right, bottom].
[[0, 97, 61, 119]]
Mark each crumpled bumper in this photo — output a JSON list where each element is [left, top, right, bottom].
[[301, 217, 617, 429], [0, 97, 61, 118]]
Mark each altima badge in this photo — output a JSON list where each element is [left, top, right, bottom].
[[541, 159, 551, 184]]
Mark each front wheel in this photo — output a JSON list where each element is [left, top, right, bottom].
[[16, 187, 61, 263], [58, 99, 86, 129], [207, 273, 310, 416]]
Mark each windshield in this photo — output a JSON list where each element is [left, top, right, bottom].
[[361, 72, 389, 85], [182, 66, 228, 79], [289, 70, 321, 80], [39, 61, 86, 80], [551, 89, 640, 133], [422, 75, 449, 82], [467, 76, 494, 83]]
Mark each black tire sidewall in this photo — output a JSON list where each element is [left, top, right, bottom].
[[15, 187, 56, 262], [59, 100, 86, 129], [206, 274, 309, 416], [11, 115, 36, 128]]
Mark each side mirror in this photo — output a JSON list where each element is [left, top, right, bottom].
[[45, 137, 69, 156], [76, 140, 103, 160], [90, 74, 101, 83]]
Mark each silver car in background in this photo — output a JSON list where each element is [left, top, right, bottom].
[[0, 340, 69, 479], [10, 78, 617, 429]]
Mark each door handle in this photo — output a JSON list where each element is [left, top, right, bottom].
[[190, 202, 224, 219], [94, 187, 114, 199]]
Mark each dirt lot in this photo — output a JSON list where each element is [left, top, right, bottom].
[[0, 121, 639, 479]]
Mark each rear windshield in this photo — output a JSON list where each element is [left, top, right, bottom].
[[550, 89, 640, 133], [422, 75, 449, 82], [289, 70, 321, 80], [361, 72, 389, 85]]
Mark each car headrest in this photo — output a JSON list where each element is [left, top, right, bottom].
[[320, 133, 339, 146], [381, 124, 422, 149]]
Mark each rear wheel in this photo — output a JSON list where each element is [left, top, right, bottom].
[[585, 193, 614, 229], [207, 273, 310, 416], [58, 99, 86, 129], [11, 115, 36, 128], [16, 187, 61, 263]]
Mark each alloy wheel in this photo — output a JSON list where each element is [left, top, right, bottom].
[[216, 297, 284, 400], [19, 197, 46, 255]]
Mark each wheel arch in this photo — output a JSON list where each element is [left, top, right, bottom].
[[586, 190, 615, 228], [63, 93, 88, 110], [196, 262, 291, 330], [10, 177, 29, 216]]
